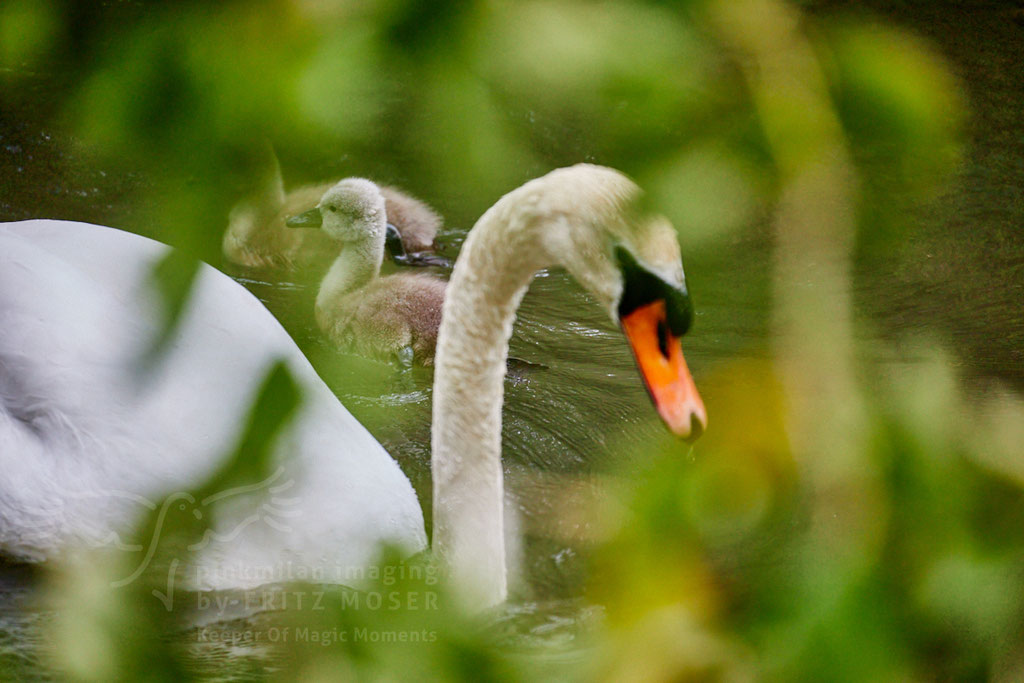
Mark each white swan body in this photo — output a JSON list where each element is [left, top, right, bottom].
[[0, 219, 425, 587]]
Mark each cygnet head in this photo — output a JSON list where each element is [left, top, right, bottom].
[[287, 178, 386, 244]]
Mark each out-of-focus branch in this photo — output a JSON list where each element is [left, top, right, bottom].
[[707, 0, 883, 590]]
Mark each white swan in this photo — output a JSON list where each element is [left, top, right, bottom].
[[0, 219, 425, 588], [0, 164, 705, 606]]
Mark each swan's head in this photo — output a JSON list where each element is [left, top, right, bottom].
[[523, 165, 707, 440], [286, 178, 386, 244], [612, 231, 706, 442]]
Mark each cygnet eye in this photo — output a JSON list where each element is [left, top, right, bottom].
[[326, 205, 338, 213]]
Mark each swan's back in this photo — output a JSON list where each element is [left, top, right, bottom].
[[379, 185, 441, 252], [0, 220, 425, 585]]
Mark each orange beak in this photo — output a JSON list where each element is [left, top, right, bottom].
[[621, 300, 707, 441]]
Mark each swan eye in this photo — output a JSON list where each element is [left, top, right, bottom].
[[615, 246, 692, 336], [326, 205, 338, 213]]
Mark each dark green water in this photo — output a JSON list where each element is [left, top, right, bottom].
[[836, 0, 1024, 389]]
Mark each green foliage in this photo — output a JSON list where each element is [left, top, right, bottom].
[[821, 18, 966, 255], [45, 362, 302, 682], [139, 249, 202, 371], [0, 0, 61, 68]]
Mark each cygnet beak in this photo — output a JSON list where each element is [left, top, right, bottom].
[[286, 209, 322, 229]]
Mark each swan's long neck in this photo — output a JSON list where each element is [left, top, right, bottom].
[[431, 200, 551, 607], [432, 165, 642, 606], [315, 237, 383, 314]]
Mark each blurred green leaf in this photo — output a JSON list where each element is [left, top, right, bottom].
[[0, 0, 60, 68]]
